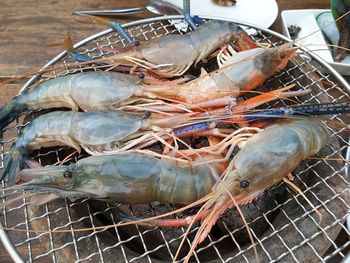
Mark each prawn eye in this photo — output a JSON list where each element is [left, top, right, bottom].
[[137, 72, 145, 79], [279, 53, 286, 59], [63, 171, 73, 179], [240, 180, 250, 188], [144, 111, 152, 118]]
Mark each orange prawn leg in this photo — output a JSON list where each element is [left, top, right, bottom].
[[207, 136, 229, 171], [139, 211, 208, 228], [194, 84, 305, 117], [140, 96, 236, 113], [173, 128, 233, 158], [226, 82, 306, 128], [142, 69, 191, 86], [162, 137, 174, 155], [216, 86, 310, 125], [143, 76, 191, 86], [143, 198, 233, 228], [207, 135, 223, 147], [233, 84, 297, 112], [189, 96, 236, 111]]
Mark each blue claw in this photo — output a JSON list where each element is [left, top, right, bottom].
[[244, 102, 350, 121], [67, 52, 92, 63], [110, 21, 135, 44], [173, 121, 211, 136], [191, 15, 205, 26]]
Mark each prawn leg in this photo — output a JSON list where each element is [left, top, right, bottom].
[[82, 15, 137, 45], [135, 96, 237, 113], [134, 83, 304, 114], [118, 209, 208, 228]]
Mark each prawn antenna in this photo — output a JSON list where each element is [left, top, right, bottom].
[[283, 177, 323, 225], [227, 190, 259, 263]]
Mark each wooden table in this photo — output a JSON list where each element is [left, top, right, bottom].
[[0, 0, 346, 262]]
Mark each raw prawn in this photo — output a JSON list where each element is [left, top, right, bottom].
[[86, 19, 258, 76], [182, 118, 330, 262], [0, 110, 189, 185], [15, 153, 223, 204], [144, 44, 297, 105], [0, 44, 296, 130]]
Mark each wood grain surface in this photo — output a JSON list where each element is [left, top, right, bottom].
[[0, 0, 347, 262]]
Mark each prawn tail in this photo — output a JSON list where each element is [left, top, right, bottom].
[[0, 147, 28, 186], [63, 32, 75, 53], [85, 14, 113, 27], [0, 99, 27, 131]]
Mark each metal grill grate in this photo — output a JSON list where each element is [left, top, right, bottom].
[[1, 16, 349, 263]]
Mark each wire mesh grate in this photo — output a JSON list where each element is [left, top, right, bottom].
[[0, 16, 349, 262]]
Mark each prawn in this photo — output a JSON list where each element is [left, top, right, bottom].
[[0, 110, 191, 186], [83, 18, 258, 76], [133, 43, 297, 106], [0, 44, 296, 130], [14, 153, 224, 205], [179, 117, 330, 262]]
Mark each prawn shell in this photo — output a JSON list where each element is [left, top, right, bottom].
[[74, 154, 218, 204], [231, 118, 329, 200], [139, 20, 253, 66], [70, 111, 144, 145], [140, 35, 199, 65], [70, 72, 141, 110], [220, 46, 296, 92], [18, 153, 219, 204]]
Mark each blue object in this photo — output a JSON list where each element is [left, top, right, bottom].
[[67, 52, 92, 63], [192, 15, 205, 25], [183, 0, 197, 29], [244, 102, 350, 121], [110, 21, 135, 44], [173, 121, 210, 135]]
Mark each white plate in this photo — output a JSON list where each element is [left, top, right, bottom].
[[165, 0, 278, 28], [281, 9, 350, 76]]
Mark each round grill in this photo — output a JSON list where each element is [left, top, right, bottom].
[[1, 16, 349, 262]]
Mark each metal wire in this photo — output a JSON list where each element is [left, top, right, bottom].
[[1, 16, 350, 263]]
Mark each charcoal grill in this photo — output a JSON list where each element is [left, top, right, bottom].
[[0, 16, 350, 262]]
